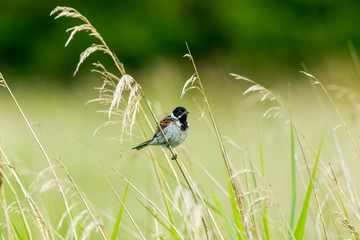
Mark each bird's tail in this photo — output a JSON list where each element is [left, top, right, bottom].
[[132, 140, 152, 150]]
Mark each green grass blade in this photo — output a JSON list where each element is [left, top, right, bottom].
[[289, 120, 297, 230], [209, 190, 239, 239], [138, 199, 173, 234], [162, 194, 178, 240], [258, 134, 270, 239], [111, 170, 132, 240], [11, 219, 23, 240], [294, 129, 325, 239], [227, 176, 245, 239]]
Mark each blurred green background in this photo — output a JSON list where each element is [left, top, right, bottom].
[[2, 1, 360, 238], [1, 0, 360, 85]]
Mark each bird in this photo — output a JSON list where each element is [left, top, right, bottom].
[[132, 107, 189, 158]]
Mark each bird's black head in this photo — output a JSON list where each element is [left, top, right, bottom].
[[172, 107, 189, 120]]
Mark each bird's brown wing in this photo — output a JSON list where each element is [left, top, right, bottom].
[[153, 117, 174, 138]]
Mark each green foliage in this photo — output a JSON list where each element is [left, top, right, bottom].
[[289, 120, 297, 230], [111, 176, 130, 240], [209, 190, 239, 239], [294, 130, 325, 240]]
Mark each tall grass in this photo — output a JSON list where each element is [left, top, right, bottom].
[[1, 5, 360, 240]]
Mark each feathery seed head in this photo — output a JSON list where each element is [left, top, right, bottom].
[[0, 73, 5, 88], [52, 6, 141, 149], [183, 53, 193, 61], [65, 24, 92, 47], [181, 73, 199, 98]]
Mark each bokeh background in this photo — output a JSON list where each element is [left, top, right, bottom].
[[2, 1, 360, 238], [1, 0, 360, 85]]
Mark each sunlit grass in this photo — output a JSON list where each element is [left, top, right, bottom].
[[1, 5, 360, 240]]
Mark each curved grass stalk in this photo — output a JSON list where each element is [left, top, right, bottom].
[[301, 70, 360, 210], [95, 155, 185, 240], [0, 165, 32, 239], [0, 73, 81, 240], [184, 44, 255, 239], [64, 135, 186, 240], [97, 163, 146, 240], [51, 6, 213, 238], [0, 146, 51, 239], [293, 127, 328, 239], [138, 96, 211, 238]]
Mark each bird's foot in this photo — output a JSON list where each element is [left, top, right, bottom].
[[171, 154, 178, 160]]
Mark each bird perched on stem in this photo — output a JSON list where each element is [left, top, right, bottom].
[[132, 107, 189, 159]]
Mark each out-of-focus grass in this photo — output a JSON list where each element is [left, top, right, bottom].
[[2, 56, 360, 238]]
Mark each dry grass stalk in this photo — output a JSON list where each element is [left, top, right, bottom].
[[0, 165, 2, 189], [0, 145, 51, 239], [0, 164, 33, 239], [56, 159, 108, 239], [330, 164, 360, 239], [231, 73, 286, 119], [92, 154, 186, 240], [301, 71, 360, 158], [0, 164, 16, 239], [183, 45, 254, 239], [302, 70, 360, 210], [137, 109, 221, 239], [52, 6, 213, 238], [339, 218, 360, 239], [52, 7, 142, 149], [97, 163, 146, 240], [0, 72, 78, 239], [51, 5, 179, 159], [293, 127, 329, 239]]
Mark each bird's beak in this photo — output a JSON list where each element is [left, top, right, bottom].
[[179, 110, 189, 118]]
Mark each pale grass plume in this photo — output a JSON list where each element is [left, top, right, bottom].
[[65, 209, 89, 239], [0, 72, 5, 88], [81, 221, 98, 240], [231, 73, 277, 102], [29, 164, 61, 191], [51, 7, 103, 51], [41, 179, 67, 193], [262, 106, 285, 119], [0, 166, 33, 239], [303, 70, 360, 209], [52, 6, 142, 147], [65, 24, 93, 47], [181, 73, 200, 98], [327, 85, 360, 110], [231, 73, 286, 119], [109, 74, 135, 117], [74, 44, 107, 75], [2, 68, 79, 239], [338, 217, 360, 239], [183, 53, 193, 61], [52, 7, 193, 236], [300, 71, 320, 84], [181, 73, 206, 120], [183, 45, 246, 239], [58, 202, 81, 231], [50, 7, 87, 21], [174, 187, 204, 238], [1, 145, 53, 239], [93, 67, 142, 145]]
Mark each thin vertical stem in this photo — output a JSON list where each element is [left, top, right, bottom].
[[185, 43, 253, 239]]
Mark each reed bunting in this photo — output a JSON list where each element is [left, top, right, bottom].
[[132, 107, 189, 158]]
